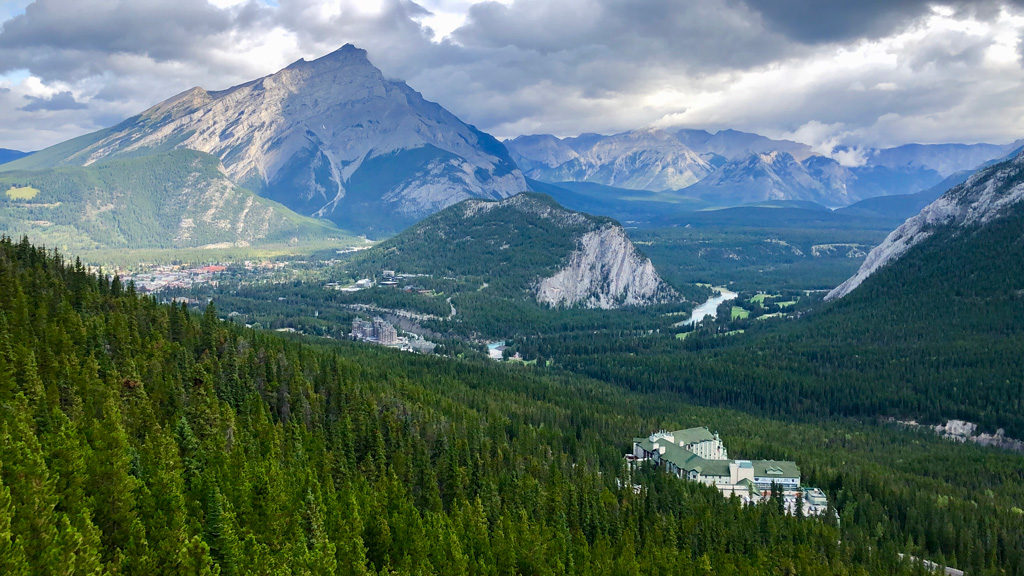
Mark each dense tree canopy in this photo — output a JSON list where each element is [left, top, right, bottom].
[[0, 235, 1022, 575]]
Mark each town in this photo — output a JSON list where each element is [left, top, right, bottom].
[[627, 427, 829, 516]]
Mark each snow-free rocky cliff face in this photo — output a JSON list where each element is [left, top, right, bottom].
[[8, 44, 526, 234], [827, 149, 1024, 300], [536, 224, 675, 309]]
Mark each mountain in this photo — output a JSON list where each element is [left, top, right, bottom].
[[0, 149, 339, 250], [525, 179, 708, 226], [681, 151, 854, 206], [356, 193, 676, 309], [506, 129, 713, 191], [0, 44, 527, 235], [827, 148, 1024, 300], [0, 148, 29, 165], [672, 128, 814, 161]]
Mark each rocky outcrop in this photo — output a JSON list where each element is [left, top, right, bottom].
[[537, 224, 675, 309], [827, 149, 1024, 300], [896, 419, 1024, 454]]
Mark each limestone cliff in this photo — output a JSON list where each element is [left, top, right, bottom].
[[537, 224, 675, 309]]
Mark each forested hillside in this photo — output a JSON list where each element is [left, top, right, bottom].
[[1, 236, 1022, 575], [354, 193, 618, 296], [0, 150, 340, 251]]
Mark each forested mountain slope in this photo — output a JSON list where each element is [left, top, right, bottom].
[[2, 236, 1023, 574], [829, 148, 1024, 299], [0, 149, 340, 251]]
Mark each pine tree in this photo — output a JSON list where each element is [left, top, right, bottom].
[[175, 535, 220, 576], [333, 491, 369, 576], [204, 486, 241, 576], [0, 465, 29, 576]]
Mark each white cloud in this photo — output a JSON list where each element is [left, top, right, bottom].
[[0, 0, 1023, 152]]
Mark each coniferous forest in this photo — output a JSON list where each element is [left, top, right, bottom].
[[1, 235, 1023, 575]]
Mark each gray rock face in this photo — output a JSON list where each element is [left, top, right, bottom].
[[827, 149, 1024, 300], [537, 224, 675, 309], [18, 44, 527, 232], [897, 419, 1024, 454]]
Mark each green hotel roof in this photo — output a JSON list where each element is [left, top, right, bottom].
[[669, 427, 716, 445], [752, 460, 800, 478], [638, 436, 731, 477]]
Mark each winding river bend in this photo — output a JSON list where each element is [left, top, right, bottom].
[[680, 286, 737, 326]]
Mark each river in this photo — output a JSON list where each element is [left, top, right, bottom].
[[679, 286, 737, 326]]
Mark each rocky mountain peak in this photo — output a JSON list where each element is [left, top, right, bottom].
[[292, 43, 370, 68], [7, 44, 527, 235], [506, 128, 712, 191]]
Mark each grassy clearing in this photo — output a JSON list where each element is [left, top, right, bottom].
[[749, 292, 781, 304], [5, 185, 40, 200], [731, 306, 750, 320], [777, 300, 798, 308]]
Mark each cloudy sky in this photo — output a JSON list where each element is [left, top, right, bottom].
[[1, 0, 1024, 154]]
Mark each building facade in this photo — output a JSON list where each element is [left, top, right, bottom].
[[352, 316, 399, 345]]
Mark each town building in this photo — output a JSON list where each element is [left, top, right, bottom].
[[628, 427, 828, 514], [352, 316, 399, 346], [373, 317, 398, 345]]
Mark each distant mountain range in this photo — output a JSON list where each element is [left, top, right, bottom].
[[354, 193, 676, 309], [506, 128, 1023, 209], [1, 44, 527, 239]]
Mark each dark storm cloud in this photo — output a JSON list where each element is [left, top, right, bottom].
[[0, 0, 250, 80], [741, 0, 936, 43], [451, 0, 794, 73], [743, 0, 1024, 43], [21, 90, 86, 111]]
